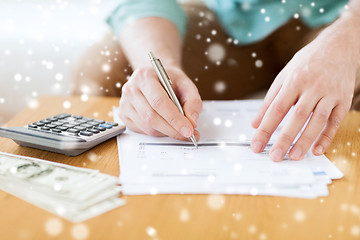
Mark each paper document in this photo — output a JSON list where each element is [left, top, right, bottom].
[[114, 100, 343, 198]]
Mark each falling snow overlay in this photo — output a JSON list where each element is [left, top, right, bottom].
[[0, 0, 359, 239]]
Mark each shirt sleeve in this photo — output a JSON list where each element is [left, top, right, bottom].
[[106, 0, 188, 37]]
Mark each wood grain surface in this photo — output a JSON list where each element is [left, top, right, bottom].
[[0, 96, 359, 240]]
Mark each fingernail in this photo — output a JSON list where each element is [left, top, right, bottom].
[[315, 145, 324, 155], [192, 112, 199, 123], [181, 126, 191, 138], [271, 148, 283, 162], [252, 141, 263, 152], [290, 147, 302, 160]]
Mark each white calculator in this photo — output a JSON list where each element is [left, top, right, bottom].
[[0, 113, 125, 156]]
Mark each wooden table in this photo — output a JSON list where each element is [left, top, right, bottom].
[[0, 96, 359, 240]]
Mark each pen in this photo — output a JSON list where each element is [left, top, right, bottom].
[[148, 51, 198, 148]]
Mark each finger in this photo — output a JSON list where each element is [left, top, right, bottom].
[[288, 98, 332, 160], [251, 86, 297, 153], [252, 70, 286, 129], [120, 97, 164, 136], [194, 129, 200, 141], [176, 80, 202, 127], [131, 86, 188, 140], [140, 77, 195, 139], [312, 104, 348, 155], [269, 93, 320, 161]]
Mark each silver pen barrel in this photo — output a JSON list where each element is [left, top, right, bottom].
[[148, 51, 198, 148]]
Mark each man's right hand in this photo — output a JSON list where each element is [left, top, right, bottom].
[[119, 66, 202, 141]]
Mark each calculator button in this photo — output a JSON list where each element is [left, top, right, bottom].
[[94, 126, 106, 131], [74, 126, 87, 131], [45, 124, 57, 128], [47, 117, 58, 122], [58, 119, 69, 123], [52, 128, 62, 133], [80, 124, 93, 128], [67, 121, 81, 126], [82, 117, 94, 121], [41, 126, 50, 131], [34, 122, 45, 127], [64, 117, 78, 122], [88, 121, 100, 126], [54, 113, 71, 119], [62, 124, 76, 128], [56, 126, 68, 131], [106, 122, 119, 127], [52, 122, 64, 126], [28, 124, 38, 128], [40, 119, 52, 124], [67, 128, 80, 134], [99, 124, 112, 129], [93, 119, 105, 124], [87, 129, 100, 134], [75, 119, 89, 124], [72, 115, 83, 119], [80, 131, 93, 136]]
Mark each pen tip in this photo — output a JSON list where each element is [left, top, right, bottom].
[[190, 135, 198, 149]]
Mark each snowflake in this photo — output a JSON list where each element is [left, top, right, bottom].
[[255, 59, 263, 68], [294, 210, 306, 222], [63, 101, 71, 109], [71, 224, 89, 240], [101, 63, 111, 73], [146, 226, 157, 237], [55, 73, 63, 81], [207, 43, 226, 63], [44, 218, 63, 236], [81, 94, 88, 102], [27, 97, 39, 108], [207, 194, 225, 210], [224, 120, 232, 127], [14, 74, 22, 82], [248, 225, 257, 234], [214, 81, 226, 93], [179, 208, 190, 222]]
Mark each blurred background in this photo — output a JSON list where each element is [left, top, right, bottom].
[[0, 0, 120, 125], [0, 0, 223, 126]]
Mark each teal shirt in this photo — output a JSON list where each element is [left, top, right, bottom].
[[107, 0, 349, 45]]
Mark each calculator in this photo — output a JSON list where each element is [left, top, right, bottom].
[[0, 113, 126, 156]]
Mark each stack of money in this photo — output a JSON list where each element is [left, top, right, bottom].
[[0, 151, 125, 222]]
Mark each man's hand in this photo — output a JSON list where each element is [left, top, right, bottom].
[[119, 66, 202, 140], [251, 14, 360, 161]]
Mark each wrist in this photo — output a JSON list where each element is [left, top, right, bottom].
[[319, 11, 360, 69], [337, 8, 360, 68]]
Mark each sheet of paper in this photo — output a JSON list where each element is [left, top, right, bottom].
[[114, 100, 343, 198]]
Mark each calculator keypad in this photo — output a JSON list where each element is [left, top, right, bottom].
[[27, 114, 119, 137]]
